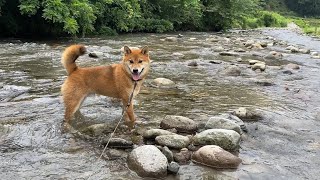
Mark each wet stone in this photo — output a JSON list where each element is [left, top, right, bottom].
[[251, 63, 266, 71], [88, 51, 103, 58], [285, 63, 300, 70], [101, 138, 133, 149], [127, 145, 168, 178], [173, 148, 191, 165], [192, 145, 242, 169], [160, 115, 197, 133], [162, 146, 174, 162], [233, 107, 262, 121], [143, 129, 176, 139], [165, 37, 178, 42], [82, 123, 113, 136], [188, 61, 198, 67], [193, 129, 241, 151], [205, 117, 242, 134], [168, 162, 180, 174], [153, 78, 175, 87], [209, 60, 222, 64], [219, 51, 240, 57], [219, 65, 241, 76], [155, 134, 191, 149]]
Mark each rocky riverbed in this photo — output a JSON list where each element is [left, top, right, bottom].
[[1, 29, 320, 179]]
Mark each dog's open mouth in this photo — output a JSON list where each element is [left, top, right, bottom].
[[132, 68, 144, 81]]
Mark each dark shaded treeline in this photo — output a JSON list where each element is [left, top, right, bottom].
[[0, 0, 318, 38]]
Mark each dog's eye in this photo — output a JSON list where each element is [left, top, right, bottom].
[[129, 60, 134, 64], [138, 60, 143, 63]]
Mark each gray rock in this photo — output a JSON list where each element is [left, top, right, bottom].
[[192, 145, 242, 169], [299, 48, 310, 54], [233, 107, 262, 121], [290, 47, 299, 53], [165, 37, 178, 42], [265, 51, 283, 59], [213, 46, 225, 52], [156, 135, 191, 149], [254, 79, 275, 86], [160, 115, 197, 133], [209, 60, 222, 64], [205, 117, 242, 134], [249, 60, 265, 65], [285, 63, 300, 70], [173, 148, 191, 164], [153, 78, 175, 87], [101, 138, 133, 149], [188, 61, 198, 67], [162, 146, 174, 162], [127, 145, 168, 178], [244, 40, 255, 47], [219, 52, 240, 56], [218, 114, 247, 133], [219, 65, 241, 76], [82, 123, 113, 136], [143, 129, 176, 139], [168, 162, 180, 174], [106, 149, 127, 159], [310, 52, 318, 56], [193, 129, 240, 151], [234, 48, 246, 52], [251, 63, 266, 71], [88, 52, 103, 58]]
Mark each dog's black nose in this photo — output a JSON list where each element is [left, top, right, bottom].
[[133, 69, 139, 74]]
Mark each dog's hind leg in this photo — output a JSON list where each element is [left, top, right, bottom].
[[62, 88, 87, 132]]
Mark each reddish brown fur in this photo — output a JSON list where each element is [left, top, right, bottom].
[[61, 44, 150, 130]]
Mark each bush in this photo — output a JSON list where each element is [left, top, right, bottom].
[[257, 11, 287, 27]]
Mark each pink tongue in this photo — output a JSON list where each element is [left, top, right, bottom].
[[132, 74, 140, 81]]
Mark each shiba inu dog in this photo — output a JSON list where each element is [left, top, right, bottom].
[[61, 44, 150, 131]]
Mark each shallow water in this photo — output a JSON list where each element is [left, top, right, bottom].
[[0, 30, 320, 179]]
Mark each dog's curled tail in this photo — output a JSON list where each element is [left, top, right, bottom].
[[61, 44, 86, 75]]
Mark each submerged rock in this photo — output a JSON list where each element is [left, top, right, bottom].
[[160, 115, 197, 133], [188, 61, 198, 67], [204, 117, 242, 134], [143, 129, 176, 139], [285, 63, 300, 70], [192, 145, 242, 169], [165, 37, 178, 42], [219, 51, 240, 56], [82, 123, 113, 136], [155, 134, 191, 149], [219, 65, 241, 76], [193, 129, 240, 151], [127, 145, 168, 178], [101, 138, 133, 149]]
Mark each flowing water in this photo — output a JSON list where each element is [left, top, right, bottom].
[[0, 29, 320, 179]]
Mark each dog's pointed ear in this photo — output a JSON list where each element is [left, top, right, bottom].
[[141, 46, 149, 55], [123, 46, 132, 55]]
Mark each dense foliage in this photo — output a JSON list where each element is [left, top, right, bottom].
[[285, 0, 320, 17], [0, 0, 259, 37]]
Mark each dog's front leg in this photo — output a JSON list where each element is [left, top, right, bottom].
[[122, 99, 136, 129]]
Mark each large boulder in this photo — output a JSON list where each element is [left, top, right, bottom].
[[205, 117, 242, 134], [127, 145, 168, 178], [160, 115, 197, 133], [155, 134, 191, 149], [192, 145, 242, 169], [193, 129, 240, 151]]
